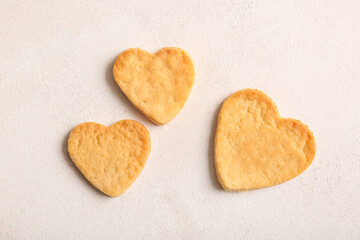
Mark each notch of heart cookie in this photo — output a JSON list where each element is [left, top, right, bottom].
[[67, 120, 151, 197], [214, 89, 316, 191], [113, 47, 195, 125]]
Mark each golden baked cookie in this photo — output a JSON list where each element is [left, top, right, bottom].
[[113, 48, 195, 125], [68, 120, 151, 197], [215, 89, 316, 190]]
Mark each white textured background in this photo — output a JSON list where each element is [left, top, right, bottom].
[[0, 1, 359, 239]]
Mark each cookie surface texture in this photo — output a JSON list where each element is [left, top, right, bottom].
[[113, 48, 195, 125], [214, 89, 316, 191], [68, 120, 151, 197]]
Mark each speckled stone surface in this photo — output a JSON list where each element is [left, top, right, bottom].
[[0, 1, 359, 239]]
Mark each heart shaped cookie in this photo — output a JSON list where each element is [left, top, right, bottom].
[[67, 120, 151, 197], [215, 89, 316, 190], [113, 48, 195, 125]]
